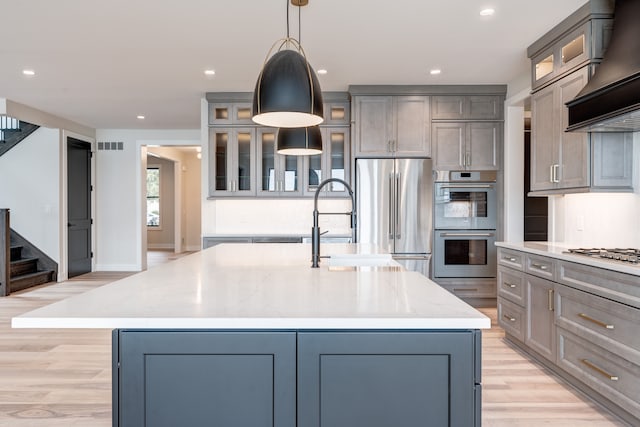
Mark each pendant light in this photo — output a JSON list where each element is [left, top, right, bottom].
[[252, 0, 324, 128], [276, 126, 322, 155]]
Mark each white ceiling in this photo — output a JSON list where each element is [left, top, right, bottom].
[[0, 0, 587, 130]]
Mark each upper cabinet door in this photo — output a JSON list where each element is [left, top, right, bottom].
[[256, 128, 302, 197], [209, 102, 253, 125], [530, 84, 557, 192], [208, 128, 256, 197], [353, 95, 430, 158], [353, 96, 393, 157], [394, 96, 431, 157], [432, 122, 465, 170], [467, 122, 499, 170], [303, 127, 350, 197], [431, 96, 502, 120]]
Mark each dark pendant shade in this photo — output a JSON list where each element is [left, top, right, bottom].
[[253, 49, 324, 128], [276, 126, 322, 155]]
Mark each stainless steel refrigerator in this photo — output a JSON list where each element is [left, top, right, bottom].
[[356, 158, 433, 276]]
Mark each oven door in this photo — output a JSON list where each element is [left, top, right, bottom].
[[434, 182, 496, 229], [433, 231, 497, 278]]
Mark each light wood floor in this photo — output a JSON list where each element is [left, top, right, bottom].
[[0, 253, 630, 426]]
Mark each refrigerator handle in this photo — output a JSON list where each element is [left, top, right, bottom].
[[395, 172, 401, 239], [388, 173, 394, 240]]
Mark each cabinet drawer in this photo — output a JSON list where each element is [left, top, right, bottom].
[[556, 283, 640, 363], [557, 328, 640, 419], [498, 297, 525, 342], [497, 248, 524, 271], [439, 281, 496, 299], [525, 254, 556, 280], [497, 266, 525, 306]]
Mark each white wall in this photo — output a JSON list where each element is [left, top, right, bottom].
[[550, 132, 640, 247], [0, 127, 61, 261], [95, 129, 200, 271]]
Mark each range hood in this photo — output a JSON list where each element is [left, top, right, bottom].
[[566, 0, 640, 132]]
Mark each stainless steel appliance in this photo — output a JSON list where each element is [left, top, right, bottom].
[[434, 230, 497, 277], [434, 171, 497, 230], [356, 158, 432, 276], [565, 248, 640, 264], [433, 171, 497, 279]]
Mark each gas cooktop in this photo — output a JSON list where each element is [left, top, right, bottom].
[[566, 248, 640, 264]]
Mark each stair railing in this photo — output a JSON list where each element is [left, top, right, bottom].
[[0, 209, 9, 296], [0, 116, 21, 143]]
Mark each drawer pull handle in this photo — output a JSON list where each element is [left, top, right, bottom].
[[505, 282, 517, 288], [503, 256, 517, 262], [548, 289, 554, 311], [502, 314, 516, 322], [532, 263, 548, 271], [578, 313, 614, 330], [580, 359, 619, 381]]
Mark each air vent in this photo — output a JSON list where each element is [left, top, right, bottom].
[[97, 141, 124, 151]]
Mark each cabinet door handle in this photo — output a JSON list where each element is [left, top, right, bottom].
[[505, 282, 516, 288], [548, 289, 554, 311], [531, 263, 548, 271], [465, 152, 471, 167], [388, 140, 393, 153], [553, 164, 560, 183], [502, 314, 516, 322], [578, 313, 614, 329], [580, 359, 618, 381], [503, 256, 517, 262], [549, 165, 554, 183]]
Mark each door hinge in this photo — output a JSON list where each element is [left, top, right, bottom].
[[90, 251, 94, 258], [90, 151, 94, 158], [90, 185, 94, 192], [90, 218, 94, 225]]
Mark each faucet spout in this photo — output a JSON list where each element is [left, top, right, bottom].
[[311, 178, 357, 268]]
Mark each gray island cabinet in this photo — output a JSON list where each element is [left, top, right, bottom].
[[13, 243, 489, 427]]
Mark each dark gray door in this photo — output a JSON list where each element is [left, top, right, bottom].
[[67, 137, 92, 278], [116, 331, 296, 427]]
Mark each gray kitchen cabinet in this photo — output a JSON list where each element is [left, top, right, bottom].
[[433, 121, 500, 170], [431, 95, 503, 120], [114, 329, 482, 427], [525, 274, 556, 362], [114, 331, 297, 427], [303, 126, 351, 197], [208, 101, 253, 126], [528, 3, 633, 195], [208, 127, 256, 197], [352, 95, 430, 158], [297, 330, 481, 427], [256, 127, 303, 197], [496, 244, 640, 425]]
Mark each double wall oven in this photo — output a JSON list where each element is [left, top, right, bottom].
[[433, 171, 497, 278]]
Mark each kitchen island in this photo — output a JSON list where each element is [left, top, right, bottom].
[[13, 244, 490, 427]]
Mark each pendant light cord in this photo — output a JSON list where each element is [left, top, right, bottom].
[[298, 2, 301, 44], [286, 0, 290, 39]]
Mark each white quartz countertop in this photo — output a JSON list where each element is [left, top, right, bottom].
[[12, 244, 490, 330], [495, 241, 640, 277]]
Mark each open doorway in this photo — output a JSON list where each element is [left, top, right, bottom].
[[143, 146, 201, 268], [523, 103, 548, 241]]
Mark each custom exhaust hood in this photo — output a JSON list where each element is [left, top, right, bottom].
[[566, 0, 640, 132]]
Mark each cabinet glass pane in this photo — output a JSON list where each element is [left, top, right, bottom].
[[215, 107, 229, 121], [236, 107, 252, 121], [237, 132, 252, 191], [308, 154, 322, 191], [283, 156, 298, 192], [215, 133, 228, 191], [562, 35, 584, 64], [535, 54, 554, 80], [261, 132, 276, 191], [330, 107, 346, 121], [330, 132, 345, 191]]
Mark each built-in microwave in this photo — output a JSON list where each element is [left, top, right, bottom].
[[433, 230, 497, 278], [434, 171, 496, 230]]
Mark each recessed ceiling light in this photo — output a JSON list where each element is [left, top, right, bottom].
[[204, 69, 216, 76], [480, 8, 495, 16], [137, 115, 145, 120], [317, 69, 328, 75], [430, 69, 442, 75], [22, 69, 35, 76]]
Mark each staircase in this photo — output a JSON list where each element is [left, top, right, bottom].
[[0, 209, 57, 296], [9, 244, 56, 293], [0, 115, 40, 158]]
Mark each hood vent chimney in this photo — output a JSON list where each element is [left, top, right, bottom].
[[566, 0, 640, 132]]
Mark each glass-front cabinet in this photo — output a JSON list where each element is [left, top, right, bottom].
[[208, 128, 256, 197], [256, 128, 303, 197], [304, 127, 350, 197]]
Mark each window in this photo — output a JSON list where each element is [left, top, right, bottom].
[[146, 167, 160, 227]]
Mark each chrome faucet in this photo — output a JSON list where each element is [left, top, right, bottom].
[[311, 178, 357, 268]]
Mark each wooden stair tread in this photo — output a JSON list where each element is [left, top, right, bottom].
[[10, 270, 55, 292]]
